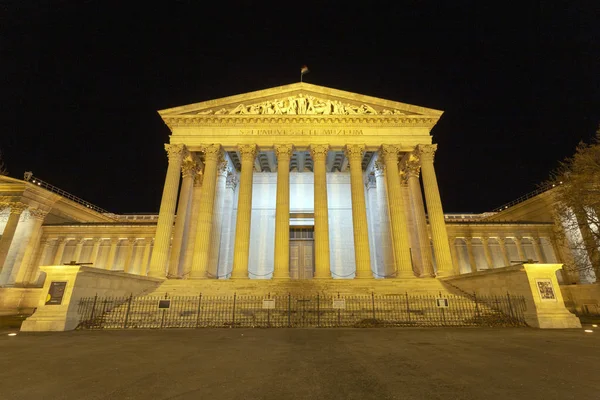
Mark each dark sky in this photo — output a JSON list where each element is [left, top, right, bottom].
[[2, 1, 599, 214]]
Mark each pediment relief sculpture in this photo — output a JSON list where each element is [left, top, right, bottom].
[[193, 94, 410, 116]]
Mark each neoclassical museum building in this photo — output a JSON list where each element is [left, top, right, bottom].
[[0, 83, 597, 328]]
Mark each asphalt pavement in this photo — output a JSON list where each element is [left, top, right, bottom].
[[1, 327, 598, 400]]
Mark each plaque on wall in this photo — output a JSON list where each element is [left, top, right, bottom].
[[45, 281, 67, 305], [536, 279, 557, 302]]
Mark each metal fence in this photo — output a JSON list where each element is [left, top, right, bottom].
[[76, 292, 528, 329]]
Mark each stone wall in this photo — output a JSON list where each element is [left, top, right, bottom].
[[560, 283, 600, 315]]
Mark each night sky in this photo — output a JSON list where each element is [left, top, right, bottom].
[[2, 1, 599, 214]]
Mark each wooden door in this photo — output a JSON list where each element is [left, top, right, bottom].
[[289, 227, 315, 280]]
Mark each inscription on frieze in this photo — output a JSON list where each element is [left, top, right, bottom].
[[240, 129, 363, 136]]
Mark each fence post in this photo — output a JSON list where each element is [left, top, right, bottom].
[[337, 293, 341, 327], [123, 294, 133, 329], [90, 294, 98, 322], [473, 292, 481, 319], [405, 292, 410, 323], [195, 293, 203, 328], [267, 293, 271, 328], [506, 292, 515, 321], [232, 293, 237, 328], [317, 294, 320, 328], [371, 292, 376, 320], [287, 293, 291, 328]]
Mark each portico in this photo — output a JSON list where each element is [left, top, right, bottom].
[[148, 83, 453, 280]]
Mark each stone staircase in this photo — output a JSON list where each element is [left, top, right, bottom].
[[146, 277, 453, 297]]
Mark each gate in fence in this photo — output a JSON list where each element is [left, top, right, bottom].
[[76, 292, 528, 329]]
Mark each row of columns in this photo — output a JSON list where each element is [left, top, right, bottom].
[[148, 142, 453, 279], [451, 235, 547, 272]]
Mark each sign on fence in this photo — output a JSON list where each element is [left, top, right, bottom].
[[332, 299, 346, 309], [262, 299, 276, 309], [436, 298, 449, 308], [45, 281, 67, 305], [158, 300, 171, 309]]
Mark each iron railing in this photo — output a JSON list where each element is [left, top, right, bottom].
[[76, 292, 527, 329]]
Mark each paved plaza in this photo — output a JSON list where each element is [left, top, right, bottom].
[[1, 327, 598, 400]]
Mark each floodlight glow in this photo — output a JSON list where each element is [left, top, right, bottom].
[[7, 333, 16, 336], [584, 329, 593, 333], [593, 324, 598, 327]]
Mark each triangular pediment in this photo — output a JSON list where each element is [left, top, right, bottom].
[[158, 82, 443, 117]]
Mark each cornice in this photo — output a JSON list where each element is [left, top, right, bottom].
[[163, 115, 439, 129]]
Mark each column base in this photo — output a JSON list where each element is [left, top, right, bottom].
[[395, 271, 416, 279], [230, 275, 248, 280], [354, 272, 374, 279], [435, 270, 454, 278], [147, 270, 166, 279], [188, 271, 209, 279]]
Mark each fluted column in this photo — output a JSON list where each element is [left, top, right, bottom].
[[148, 144, 186, 278], [344, 145, 372, 278], [232, 144, 258, 279], [0, 202, 26, 272], [531, 237, 545, 263], [73, 238, 86, 263], [14, 208, 49, 285], [404, 154, 434, 277], [380, 145, 413, 278], [168, 159, 196, 277], [465, 238, 477, 273], [53, 238, 67, 265], [416, 144, 453, 276], [514, 236, 527, 261], [448, 236, 460, 275], [208, 158, 229, 278], [105, 238, 119, 270], [310, 145, 331, 278], [90, 238, 103, 264], [481, 237, 494, 269], [122, 239, 136, 273], [190, 144, 222, 279], [273, 144, 293, 279], [141, 239, 153, 275], [497, 237, 511, 267], [372, 163, 394, 277], [182, 168, 203, 277]]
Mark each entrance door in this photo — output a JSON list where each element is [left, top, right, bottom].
[[289, 227, 315, 279]]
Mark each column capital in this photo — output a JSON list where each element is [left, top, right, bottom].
[[497, 237, 507, 245], [404, 153, 421, 179], [164, 144, 186, 163], [344, 144, 365, 160], [216, 155, 229, 177], [194, 170, 204, 187], [481, 236, 490, 244], [226, 172, 238, 189], [8, 202, 28, 215], [274, 144, 294, 160], [464, 237, 474, 244], [399, 169, 408, 185], [200, 144, 222, 161], [28, 207, 49, 221], [238, 144, 258, 161], [379, 144, 401, 163], [309, 144, 329, 161], [373, 159, 385, 177], [181, 160, 198, 179], [416, 144, 438, 161]]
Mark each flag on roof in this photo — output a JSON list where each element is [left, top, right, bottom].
[[301, 65, 309, 75]]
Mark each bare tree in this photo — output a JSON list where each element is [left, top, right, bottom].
[[549, 127, 600, 281]]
